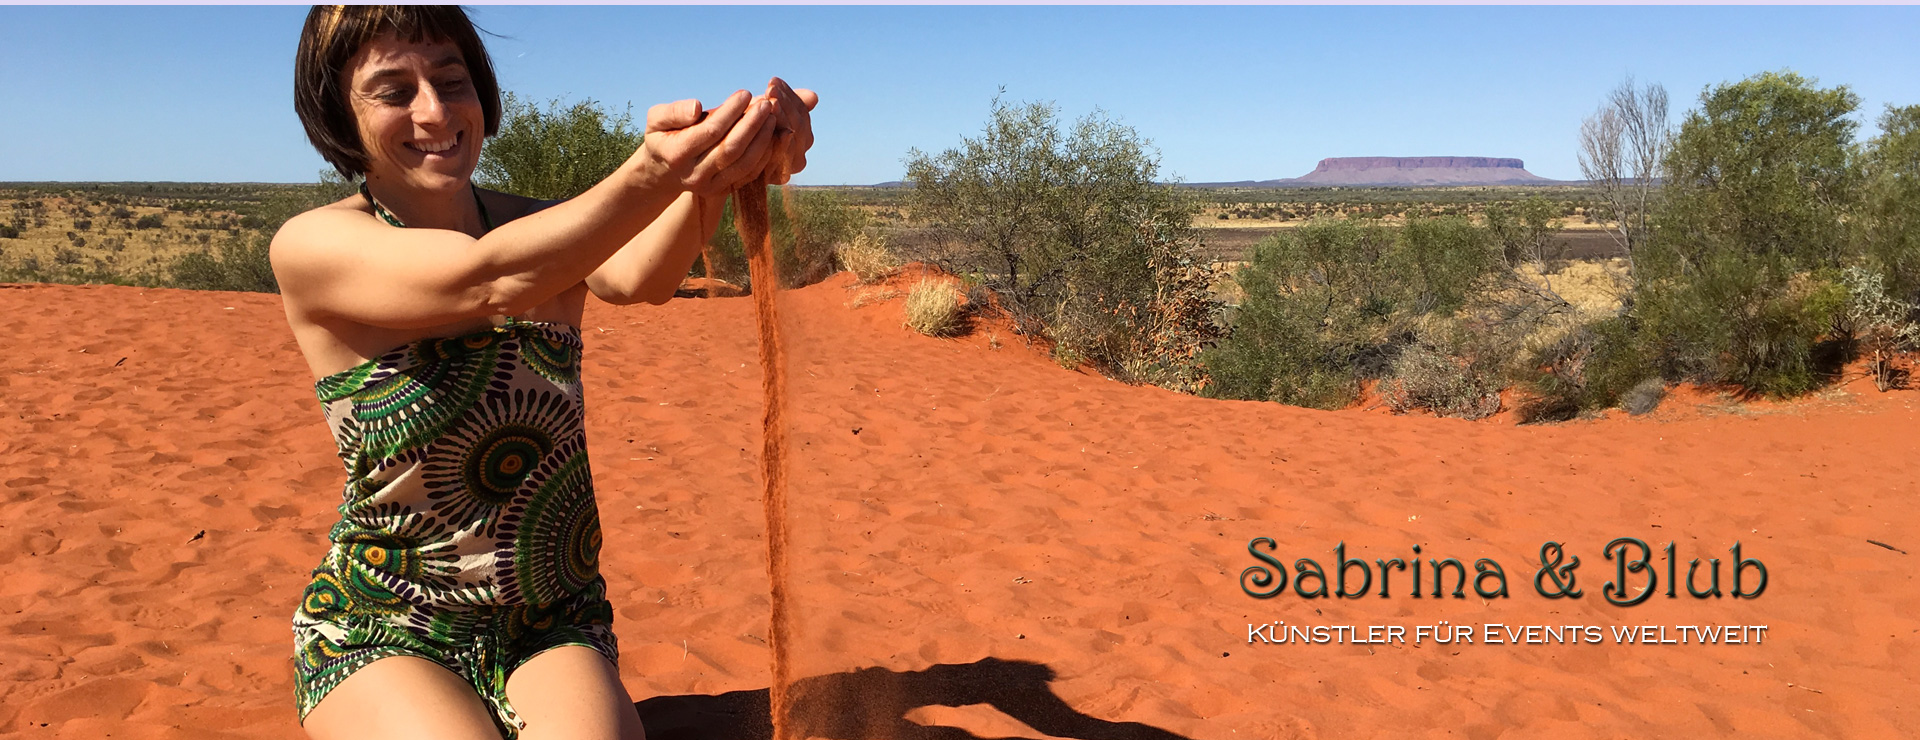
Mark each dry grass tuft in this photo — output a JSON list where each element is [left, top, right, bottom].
[[838, 232, 899, 284], [903, 278, 966, 337]]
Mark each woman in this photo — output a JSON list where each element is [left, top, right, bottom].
[[272, 7, 816, 739]]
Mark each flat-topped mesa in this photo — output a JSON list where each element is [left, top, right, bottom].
[[1282, 156, 1554, 187], [1313, 156, 1528, 172]]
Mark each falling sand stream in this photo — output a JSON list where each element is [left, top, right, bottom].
[[735, 173, 796, 740]]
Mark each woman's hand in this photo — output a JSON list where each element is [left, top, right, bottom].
[[639, 89, 779, 197], [755, 77, 818, 184]]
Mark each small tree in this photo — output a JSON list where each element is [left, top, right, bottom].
[[1578, 76, 1669, 274], [475, 93, 642, 200], [902, 95, 1217, 382], [1859, 104, 1920, 304], [1634, 70, 1863, 395]]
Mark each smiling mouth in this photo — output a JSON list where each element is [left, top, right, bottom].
[[406, 131, 462, 157]]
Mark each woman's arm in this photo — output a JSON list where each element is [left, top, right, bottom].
[[273, 92, 776, 330], [583, 191, 726, 306]]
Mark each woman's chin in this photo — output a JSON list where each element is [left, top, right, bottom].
[[383, 166, 475, 192]]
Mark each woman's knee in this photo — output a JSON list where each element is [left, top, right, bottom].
[[506, 646, 645, 740]]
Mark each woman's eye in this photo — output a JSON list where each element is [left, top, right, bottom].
[[376, 87, 414, 105]]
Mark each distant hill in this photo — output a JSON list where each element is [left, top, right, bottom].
[[1187, 157, 1566, 188], [865, 157, 1575, 189]]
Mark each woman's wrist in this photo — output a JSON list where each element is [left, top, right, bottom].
[[620, 134, 680, 196]]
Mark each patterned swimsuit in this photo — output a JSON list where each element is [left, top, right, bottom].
[[292, 316, 617, 736]]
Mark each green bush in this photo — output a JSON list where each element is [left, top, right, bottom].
[[902, 96, 1220, 385], [1515, 315, 1656, 422], [1201, 219, 1392, 408], [702, 186, 868, 291], [474, 93, 640, 201], [1202, 216, 1509, 412], [1859, 104, 1920, 305], [1613, 70, 1864, 397]]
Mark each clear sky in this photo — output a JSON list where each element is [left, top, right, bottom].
[[3, 5, 1918, 185]]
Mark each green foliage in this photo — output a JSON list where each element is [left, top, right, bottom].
[[1859, 104, 1920, 304], [1612, 71, 1864, 396], [475, 93, 641, 201], [167, 172, 355, 293], [902, 96, 1220, 384], [1484, 195, 1566, 270], [1651, 70, 1861, 277], [1841, 264, 1920, 390], [702, 186, 869, 290], [1202, 217, 1507, 412], [1515, 316, 1655, 422]]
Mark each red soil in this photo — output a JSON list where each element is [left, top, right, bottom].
[[1, 278, 1916, 739]]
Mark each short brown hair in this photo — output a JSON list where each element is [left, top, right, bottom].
[[294, 5, 501, 178]]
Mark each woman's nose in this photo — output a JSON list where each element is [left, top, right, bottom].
[[412, 82, 450, 127]]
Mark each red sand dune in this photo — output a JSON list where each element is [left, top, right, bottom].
[[1, 277, 1916, 739]]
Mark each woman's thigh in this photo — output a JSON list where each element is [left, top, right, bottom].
[[505, 645, 646, 740], [302, 655, 505, 740]]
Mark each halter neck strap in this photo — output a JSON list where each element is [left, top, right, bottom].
[[359, 181, 494, 233]]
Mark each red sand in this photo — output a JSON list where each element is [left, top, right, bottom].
[[1, 279, 1916, 739]]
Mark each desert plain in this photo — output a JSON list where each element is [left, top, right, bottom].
[[0, 274, 1916, 739]]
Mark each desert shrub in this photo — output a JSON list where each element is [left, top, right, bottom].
[[1381, 328, 1503, 420], [837, 231, 899, 284], [1514, 315, 1654, 422], [1631, 252, 1847, 396], [0, 224, 17, 239], [1858, 104, 1920, 306], [703, 186, 869, 290], [1620, 378, 1667, 415], [133, 214, 164, 229], [1203, 216, 1511, 411], [775, 187, 866, 287], [1390, 216, 1505, 315], [1199, 219, 1392, 409], [903, 278, 965, 337], [74, 219, 93, 232], [1573, 70, 1869, 401], [1841, 265, 1920, 390], [903, 96, 1220, 385], [475, 93, 640, 200], [1484, 196, 1566, 272]]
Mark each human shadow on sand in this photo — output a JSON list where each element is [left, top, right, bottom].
[[633, 657, 1192, 740]]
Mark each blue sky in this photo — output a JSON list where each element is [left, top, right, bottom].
[[2, 5, 1917, 185]]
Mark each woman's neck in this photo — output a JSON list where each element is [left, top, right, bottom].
[[362, 175, 485, 236]]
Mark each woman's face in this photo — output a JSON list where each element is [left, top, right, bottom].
[[345, 34, 484, 193]]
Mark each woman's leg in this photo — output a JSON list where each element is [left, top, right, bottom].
[[302, 655, 506, 740], [505, 645, 647, 740]]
